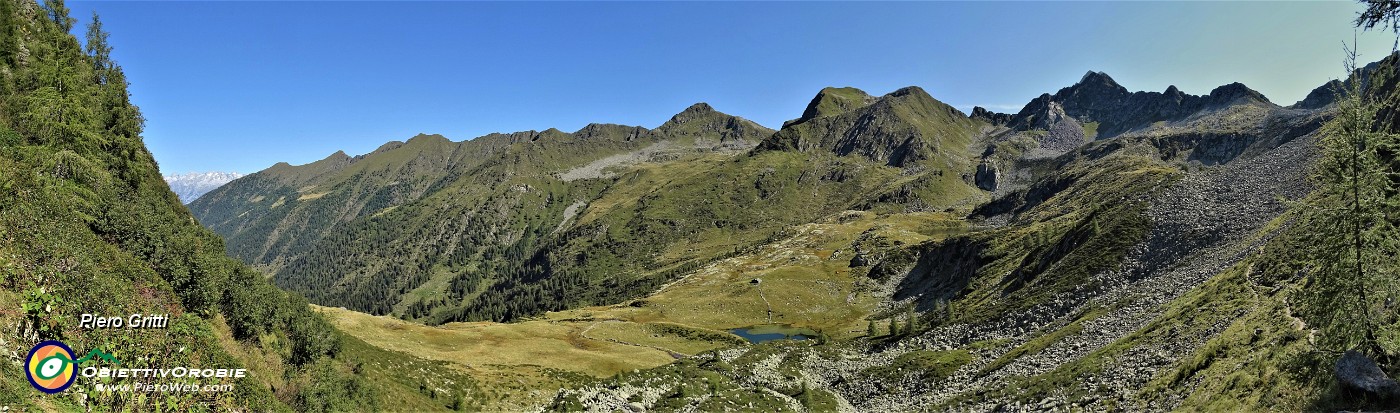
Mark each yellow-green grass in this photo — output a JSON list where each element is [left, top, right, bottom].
[[333, 335, 482, 412], [575, 153, 735, 225], [318, 305, 718, 410], [297, 191, 329, 201], [317, 306, 675, 378], [208, 314, 291, 401], [393, 263, 469, 314], [582, 321, 744, 356], [554, 211, 968, 339]]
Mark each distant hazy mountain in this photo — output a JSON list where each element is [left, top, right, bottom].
[[164, 171, 244, 203]]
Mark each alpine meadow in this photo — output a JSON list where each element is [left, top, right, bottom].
[[7, 0, 1400, 411]]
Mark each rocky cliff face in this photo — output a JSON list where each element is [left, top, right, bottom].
[[1292, 79, 1344, 109]]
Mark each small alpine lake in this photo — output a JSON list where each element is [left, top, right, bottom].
[[730, 324, 818, 344]]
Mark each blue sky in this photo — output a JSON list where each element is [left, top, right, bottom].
[[66, 1, 1396, 175]]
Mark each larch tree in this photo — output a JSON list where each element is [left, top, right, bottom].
[[1303, 45, 1400, 357]]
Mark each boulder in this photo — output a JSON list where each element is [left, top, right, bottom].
[[975, 162, 999, 191], [1335, 350, 1400, 399]]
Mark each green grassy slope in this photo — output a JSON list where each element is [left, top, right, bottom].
[[0, 2, 480, 410]]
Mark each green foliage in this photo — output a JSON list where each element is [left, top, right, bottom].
[[1358, 0, 1400, 35], [287, 301, 342, 366], [903, 304, 917, 335], [0, 1, 350, 408], [21, 282, 65, 341], [295, 359, 378, 413], [223, 267, 278, 339], [1081, 121, 1100, 139], [1299, 50, 1400, 356]]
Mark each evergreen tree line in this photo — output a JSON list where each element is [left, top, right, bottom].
[[0, 0, 361, 408]]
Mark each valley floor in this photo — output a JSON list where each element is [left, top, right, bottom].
[[316, 211, 966, 410]]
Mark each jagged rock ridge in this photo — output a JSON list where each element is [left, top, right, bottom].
[[1006, 71, 1273, 139]]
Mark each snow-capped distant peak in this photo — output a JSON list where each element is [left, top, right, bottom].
[[163, 171, 244, 204]]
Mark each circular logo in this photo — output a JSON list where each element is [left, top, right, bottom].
[[26, 340, 76, 394]]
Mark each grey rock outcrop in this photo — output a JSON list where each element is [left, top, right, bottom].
[[1008, 99, 1087, 153], [1336, 350, 1400, 399], [975, 161, 999, 191], [1292, 80, 1345, 109], [971, 106, 1014, 126]]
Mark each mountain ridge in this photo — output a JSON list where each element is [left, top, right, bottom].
[[195, 69, 1349, 324], [163, 171, 244, 203], [1005, 71, 1275, 140], [185, 49, 1400, 412], [757, 85, 979, 168]]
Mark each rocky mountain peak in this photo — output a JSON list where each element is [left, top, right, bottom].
[[886, 86, 928, 99], [654, 103, 774, 147], [661, 102, 720, 127], [1078, 71, 1125, 90], [1004, 71, 1289, 141], [1055, 71, 1131, 105], [534, 128, 570, 141], [787, 86, 877, 127], [1205, 82, 1270, 106], [678, 101, 714, 115], [405, 133, 449, 145], [758, 85, 978, 167], [1292, 79, 1344, 109], [574, 123, 649, 142]]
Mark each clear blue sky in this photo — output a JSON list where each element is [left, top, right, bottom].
[[66, 1, 1396, 175]]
